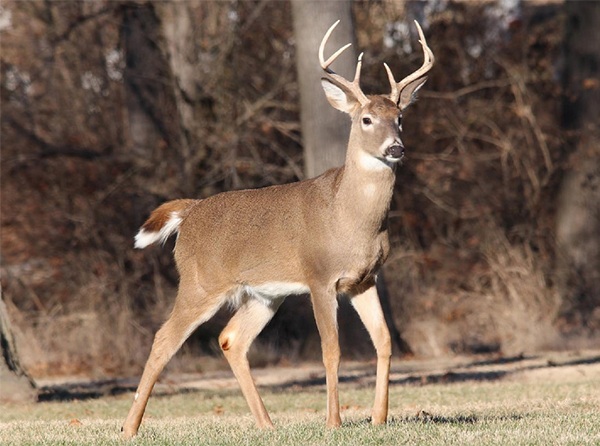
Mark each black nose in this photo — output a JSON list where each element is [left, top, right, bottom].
[[386, 144, 405, 159]]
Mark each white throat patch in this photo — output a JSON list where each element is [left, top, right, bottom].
[[357, 151, 390, 171]]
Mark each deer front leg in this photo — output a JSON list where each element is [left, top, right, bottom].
[[219, 297, 283, 429], [350, 285, 391, 425], [310, 287, 342, 428]]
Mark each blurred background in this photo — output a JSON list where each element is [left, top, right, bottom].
[[1, 0, 598, 383]]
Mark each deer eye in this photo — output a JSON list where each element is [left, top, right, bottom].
[[398, 116, 403, 131], [362, 117, 372, 125]]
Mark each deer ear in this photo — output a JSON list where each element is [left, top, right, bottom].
[[398, 77, 428, 111], [321, 78, 361, 115]]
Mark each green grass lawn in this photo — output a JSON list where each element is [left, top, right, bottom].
[[1, 357, 599, 445]]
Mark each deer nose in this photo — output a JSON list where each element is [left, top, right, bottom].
[[385, 143, 405, 160]]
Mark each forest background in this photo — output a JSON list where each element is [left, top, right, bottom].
[[1, 0, 599, 382]]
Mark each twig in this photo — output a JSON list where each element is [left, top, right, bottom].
[[421, 79, 513, 101], [501, 61, 553, 174]]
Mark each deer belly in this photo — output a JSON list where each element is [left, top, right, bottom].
[[228, 282, 310, 309]]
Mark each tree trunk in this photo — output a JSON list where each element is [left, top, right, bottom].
[[561, 1, 600, 132], [291, 0, 355, 178], [556, 1, 600, 330], [0, 292, 36, 402], [122, 4, 171, 160], [152, 3, 234, 196]]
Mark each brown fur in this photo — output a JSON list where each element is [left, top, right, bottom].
[[141, 199, 196, 233]]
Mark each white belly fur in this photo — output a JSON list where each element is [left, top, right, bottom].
[[228, 282, 310, 309]]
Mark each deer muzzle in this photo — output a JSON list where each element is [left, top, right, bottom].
[[385, 144, 405, 161]]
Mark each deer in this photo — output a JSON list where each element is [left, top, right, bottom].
[[122, 20, 434, 438]]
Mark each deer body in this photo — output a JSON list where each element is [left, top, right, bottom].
[[175, 138, 394, 292], [123, 21, 433, 438]]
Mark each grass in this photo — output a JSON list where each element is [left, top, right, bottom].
[[1, 357, 599, 445]]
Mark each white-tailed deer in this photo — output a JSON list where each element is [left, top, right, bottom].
[[122, 20, 433, 438]]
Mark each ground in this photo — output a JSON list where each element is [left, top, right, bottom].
[[1, 350, 598, 445]]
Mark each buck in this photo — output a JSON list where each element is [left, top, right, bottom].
[[122, 20, 434, 438]]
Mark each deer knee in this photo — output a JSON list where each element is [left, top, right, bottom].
[[376, 327, 392, 359]]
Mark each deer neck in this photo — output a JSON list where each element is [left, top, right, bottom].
[[334, 143, 396, 233]]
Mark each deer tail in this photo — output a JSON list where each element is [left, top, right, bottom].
[[134, 199, 197, 249]]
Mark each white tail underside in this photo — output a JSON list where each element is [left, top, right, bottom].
[[134, 212, 182, 249]]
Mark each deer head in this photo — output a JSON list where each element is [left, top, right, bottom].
[[319, 20, 434, 169]]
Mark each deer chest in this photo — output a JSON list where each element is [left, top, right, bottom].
[[334, 234, 390, 296]]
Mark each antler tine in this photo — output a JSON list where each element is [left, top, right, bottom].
[[386, 20, 435, 104], [384, 62, 399, 105], [319, 20, 369, 106], [319, 21, 351, 71]]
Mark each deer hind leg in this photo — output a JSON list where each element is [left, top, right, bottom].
[[122, 286, 223, 438], [350, 285, 391, 425], [219, 296, 284, 429], [310, 286, 342, 428]]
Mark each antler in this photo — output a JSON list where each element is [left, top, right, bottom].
[[319, 20, 369, 106], [384, 21, 435, 107]]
